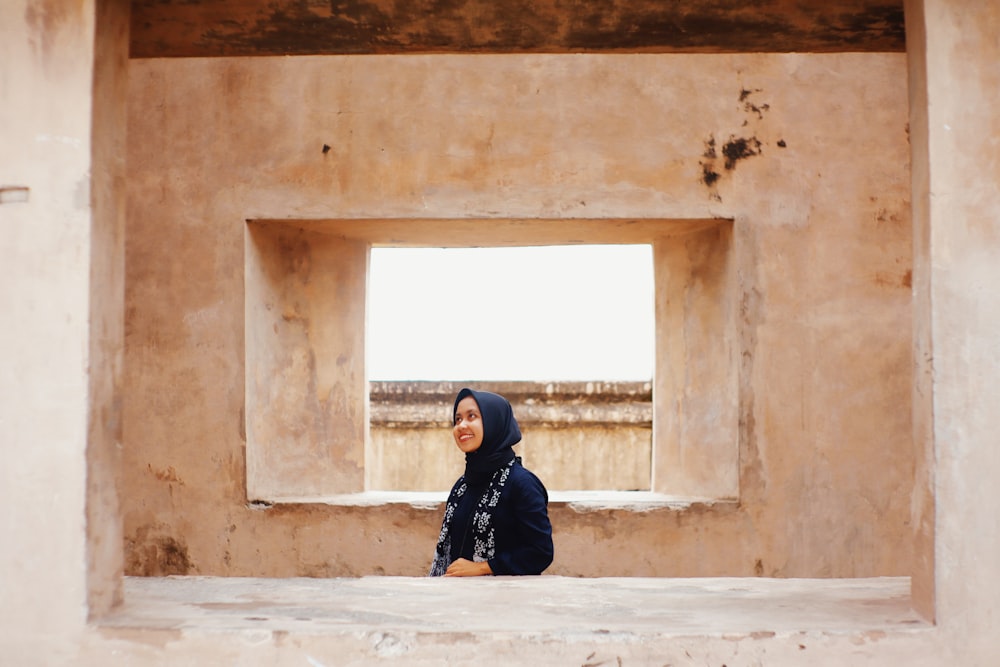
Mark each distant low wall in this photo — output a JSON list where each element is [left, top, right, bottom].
[[368, 381, 652, 491]]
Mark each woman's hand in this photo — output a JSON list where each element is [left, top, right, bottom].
[[443, 558, 493, 577]]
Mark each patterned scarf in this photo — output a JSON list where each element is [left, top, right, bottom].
[[429, 458, 514, 577]]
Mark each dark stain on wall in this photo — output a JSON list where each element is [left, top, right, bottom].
[[873, 270, 913, 289], [703, 136, 717, 159], [740, 88, 770, 119], [699, 134, 764, 191], [130, 0, 906, 58], [700, 136, 721, 191], [701, 163, 721, 187], [125, 527, 194, 576], [699, 85, 770, 193], [722, 136, 763, 170], [148, 463, 183, 484]]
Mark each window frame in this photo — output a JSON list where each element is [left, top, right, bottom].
[[244, 217, 737, 504]]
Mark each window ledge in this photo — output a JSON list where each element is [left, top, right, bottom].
[[550, 491, 736, 512], [101, 575, 928, 639], [252, 491, 737, 512]]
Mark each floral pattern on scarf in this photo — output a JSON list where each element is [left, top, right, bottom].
[[429, 458, 514, 576]]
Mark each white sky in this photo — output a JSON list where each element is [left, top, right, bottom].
[[367, 245, 654, 381]]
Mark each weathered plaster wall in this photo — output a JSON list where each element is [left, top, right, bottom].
[[245, 222, 368, 499], [4, 1, 1000, 665], [0, 0, 130, 656], [123, 52, 914, 578], [903, 0, 935, 621], [654, 222, 738, 498], [87, 0, 130, 617], [0, 0, 98, 641], [246, 216, 728, 500], [914, 0, 1000, 649]]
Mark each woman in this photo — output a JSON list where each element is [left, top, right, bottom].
[[429, 387, 554, 577]]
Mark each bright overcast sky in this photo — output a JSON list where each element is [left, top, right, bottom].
[[367, 245, 654, 381]]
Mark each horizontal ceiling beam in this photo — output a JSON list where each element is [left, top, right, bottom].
[[130, 0, 905, 58]]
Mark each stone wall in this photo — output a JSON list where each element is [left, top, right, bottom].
[[369, 381, 653, 491]]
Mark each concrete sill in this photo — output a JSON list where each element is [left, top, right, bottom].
[[255, 491, 734, 511], [100, 576, 929, 656], [550, 490, 734, 512]]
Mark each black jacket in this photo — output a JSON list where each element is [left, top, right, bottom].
[[448, 460, 554, 575]]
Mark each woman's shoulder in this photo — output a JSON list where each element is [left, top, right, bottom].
[[508, 459, 548, 495]]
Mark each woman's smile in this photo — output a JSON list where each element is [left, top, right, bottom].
[[453, 396, 485, 453]]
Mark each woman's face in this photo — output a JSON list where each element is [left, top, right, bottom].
[[453, 396, 484, 454]]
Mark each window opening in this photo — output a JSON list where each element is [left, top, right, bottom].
[[367, 245, 655, 493], [245, 218, 736, 503]]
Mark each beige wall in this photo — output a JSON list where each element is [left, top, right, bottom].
[[6, 0, 1000, 663], [1, 0, 126, 647], [372, 424, 655, 492], [910, 0, 1000, 648], [904, 0, 936, 622], [122, 51, 913, 579], [88, 0, 129, 617], [1, 0, 94, 637], [245, 222, 368, 498], [368, 381, 654, 492]]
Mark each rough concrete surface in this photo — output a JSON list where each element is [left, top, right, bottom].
[[88, 575, 938, 665], [105, 575, 924, 635]]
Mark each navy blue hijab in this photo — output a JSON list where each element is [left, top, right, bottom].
[[453, 388, 521, 487]]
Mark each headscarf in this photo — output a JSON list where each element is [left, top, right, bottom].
[[429, 388, 522, 576], [453, 387, 520, 487]]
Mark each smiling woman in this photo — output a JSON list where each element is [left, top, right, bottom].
[[367, 245, 655, 382], [430, 387, 554, 577]]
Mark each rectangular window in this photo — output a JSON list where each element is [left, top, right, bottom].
[[367, 244, 654, 492], [244, 218, 736, 503]]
